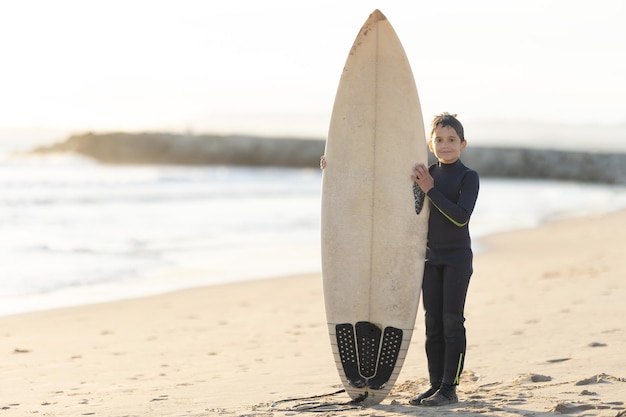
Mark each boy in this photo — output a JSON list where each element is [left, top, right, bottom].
[[410, 113, 479, 406]]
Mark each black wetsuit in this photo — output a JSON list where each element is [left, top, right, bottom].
[[416, 159, 479, 387]]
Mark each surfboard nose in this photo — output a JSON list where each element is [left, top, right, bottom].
[[369, 9, 387, 22]]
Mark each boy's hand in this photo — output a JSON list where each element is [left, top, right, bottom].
[[411, 163, 434, 193]]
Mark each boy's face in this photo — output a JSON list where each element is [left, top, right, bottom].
[[429, 125, 466, 164]]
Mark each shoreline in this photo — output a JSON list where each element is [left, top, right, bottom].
[[2, 198, 626, 319], [1, 210, 625, 416]]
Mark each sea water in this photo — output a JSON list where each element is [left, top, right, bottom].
[[1, 151, 626, 317]]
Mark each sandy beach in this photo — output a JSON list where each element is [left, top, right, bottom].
[[1, 211, 625, 417]]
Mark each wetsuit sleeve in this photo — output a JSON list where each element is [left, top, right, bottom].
[[427, 170, 479, 227]]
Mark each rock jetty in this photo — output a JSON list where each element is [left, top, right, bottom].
[[32, 132, 626, 184]]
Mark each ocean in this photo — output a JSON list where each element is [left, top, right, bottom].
[[2, 144, 626, 317]]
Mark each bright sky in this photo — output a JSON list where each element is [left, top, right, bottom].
[[1, 0, 625, 142]]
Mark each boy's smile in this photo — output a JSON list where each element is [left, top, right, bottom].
[[429, 125, 466, 164]]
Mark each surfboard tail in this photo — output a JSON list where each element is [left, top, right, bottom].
[[334, 322, 404, 390]]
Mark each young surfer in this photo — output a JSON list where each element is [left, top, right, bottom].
[[409, 112, 480, 406]]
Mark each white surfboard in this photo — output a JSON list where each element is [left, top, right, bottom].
[[321, 9, 429, 404]]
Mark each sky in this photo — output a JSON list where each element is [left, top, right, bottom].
[[1, 0, 625, 148]]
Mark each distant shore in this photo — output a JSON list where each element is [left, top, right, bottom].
[[31, 132, 626, 184]]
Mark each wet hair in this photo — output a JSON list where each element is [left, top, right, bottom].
[[430, 112, 465, 142]]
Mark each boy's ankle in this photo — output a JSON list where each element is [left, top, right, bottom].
[[439, 383, 456, 396]]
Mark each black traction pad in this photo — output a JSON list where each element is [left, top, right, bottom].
[[335, 323, 366, 388], [355, 321, 381, 378], [367, 326, 403, 389], [335, 322, 404, 390]]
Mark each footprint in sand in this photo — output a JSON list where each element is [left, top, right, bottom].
[[531, 374, 552, 383], [547, 358, 571, 363], [551, 402, 610, 414], [515, 373, 552, 383], [575, 373, 624, 385]]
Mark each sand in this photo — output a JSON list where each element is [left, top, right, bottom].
[[1, 211, 625, 416]]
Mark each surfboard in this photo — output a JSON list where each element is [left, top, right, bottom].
[[321, 9, 429, 404]]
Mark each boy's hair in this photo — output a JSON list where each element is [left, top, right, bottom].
[[430, 112, 465, 141]]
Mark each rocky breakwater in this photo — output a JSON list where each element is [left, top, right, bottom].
[[32, 132, 626, 184], [457, 147, 626, 185], [33, 132, 325, 168]]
